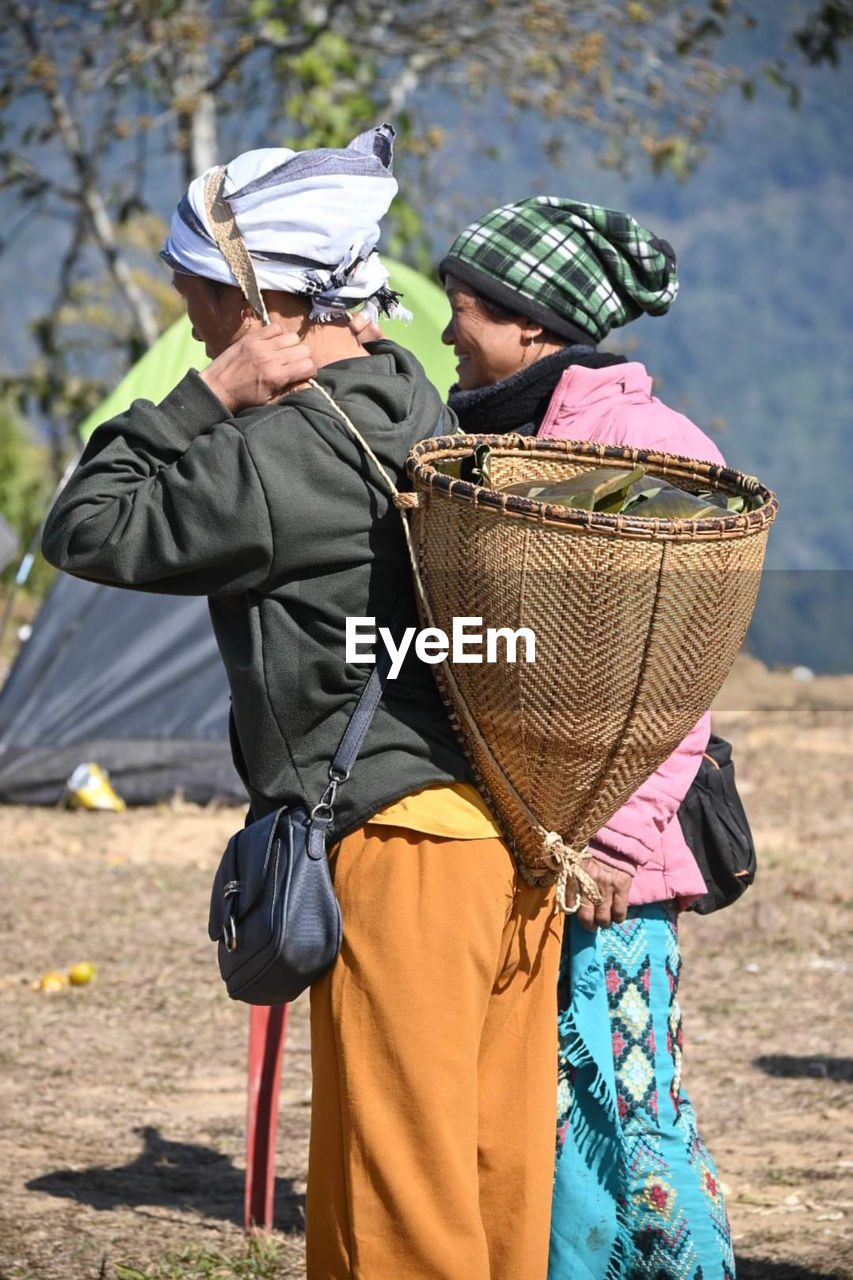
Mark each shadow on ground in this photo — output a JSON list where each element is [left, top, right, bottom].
[[26, 1125, 304, 1233], [737, 1262, 850, 1280], [753, 1054, 853, 1082]]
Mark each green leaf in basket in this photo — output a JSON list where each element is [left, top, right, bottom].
[[470, 443, 493, 486], [621, 476, 673, 513], [628, 488, 724, 519], [694, 489, 737, 513], [501, 465, 646, 512], [434, 443, 493, 486]]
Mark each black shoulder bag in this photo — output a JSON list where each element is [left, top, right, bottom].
[[208, 593, 409, 1005], [677, 733, 757, 915]]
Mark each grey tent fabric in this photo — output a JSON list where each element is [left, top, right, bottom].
[[0, 513, 19, 573], [0, 572, 244, 805]]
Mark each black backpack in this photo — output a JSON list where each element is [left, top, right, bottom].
[[677, 734, 757, 915]]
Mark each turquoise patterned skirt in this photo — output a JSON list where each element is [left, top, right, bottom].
[[549, 904, 735, 1280]]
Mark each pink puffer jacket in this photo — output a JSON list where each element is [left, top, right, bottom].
[[538, 361, 726, 906]]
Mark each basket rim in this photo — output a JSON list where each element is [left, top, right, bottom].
[[405, 433, 778, 540]]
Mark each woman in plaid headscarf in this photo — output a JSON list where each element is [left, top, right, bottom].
[[435, 198, 737, 1280]]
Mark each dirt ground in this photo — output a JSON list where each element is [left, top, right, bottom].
[[1, 655, 851, 1280]]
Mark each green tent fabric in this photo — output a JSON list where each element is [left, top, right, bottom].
[[78, 258, 454, 439], [0, 259, 456, 807]]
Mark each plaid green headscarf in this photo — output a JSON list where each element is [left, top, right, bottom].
[[439, 197, 679, 345]]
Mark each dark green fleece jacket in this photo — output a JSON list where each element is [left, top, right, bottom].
[[42, 340, 471, 832]]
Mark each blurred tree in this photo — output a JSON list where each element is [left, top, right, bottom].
[[0, 0, 849, 484], [0, 396, 53, 594], [794, 0, 853, 63]]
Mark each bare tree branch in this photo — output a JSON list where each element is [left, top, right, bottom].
[[1, 154, 81, 205], [0, 0, 844, 442], [8, 0, 159, 347], [374, 48, 446, 117]]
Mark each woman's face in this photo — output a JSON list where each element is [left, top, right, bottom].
[[172, 272, 251, 359], [442, 274, 536, 390]]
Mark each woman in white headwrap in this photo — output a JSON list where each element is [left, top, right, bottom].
[[42, 127, 563, 1279], [160, 124, 412, 327]]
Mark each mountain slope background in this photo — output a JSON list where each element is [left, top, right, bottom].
[[408, 3, 852, 669]]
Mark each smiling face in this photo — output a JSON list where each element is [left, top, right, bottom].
[[441, 274, 544, 390], [172, 272, 252, 358]]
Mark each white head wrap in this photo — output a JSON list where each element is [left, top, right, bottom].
[[161, 123, 410, 322]]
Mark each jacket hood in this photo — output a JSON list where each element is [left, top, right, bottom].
[[304, 339, 445, 438], [540, 361, 655, 428], [538, 357, 726, 469]]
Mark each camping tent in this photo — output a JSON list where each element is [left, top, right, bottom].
[[0, 514, 18, 574], [0, 261, 455, 805]]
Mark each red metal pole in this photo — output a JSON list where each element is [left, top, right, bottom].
[[244, 1003, 289, 1231]]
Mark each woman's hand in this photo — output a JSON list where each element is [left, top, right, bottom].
[[576, 857, 633, 931], [200, 324, 317, 413], [349, 310, 385, 345]]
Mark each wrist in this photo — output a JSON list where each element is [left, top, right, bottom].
[[588, 847, 637, 878], [199, 365, 237, 414]]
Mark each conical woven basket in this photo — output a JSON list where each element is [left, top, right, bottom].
[[404, 434, 778, 890]]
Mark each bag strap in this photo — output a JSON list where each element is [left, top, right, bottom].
[[331, 590, 412, 776], [307, 588, 412, 856], [305, 379, 600, 912], [305, 398, 445, 858]]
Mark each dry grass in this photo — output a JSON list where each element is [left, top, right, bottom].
[[0, 656, 851, 1278]]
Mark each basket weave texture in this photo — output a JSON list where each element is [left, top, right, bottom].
[[405, 434, 777, 886]]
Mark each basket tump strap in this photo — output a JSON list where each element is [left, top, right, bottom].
[[542, 832, 602, 914]]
